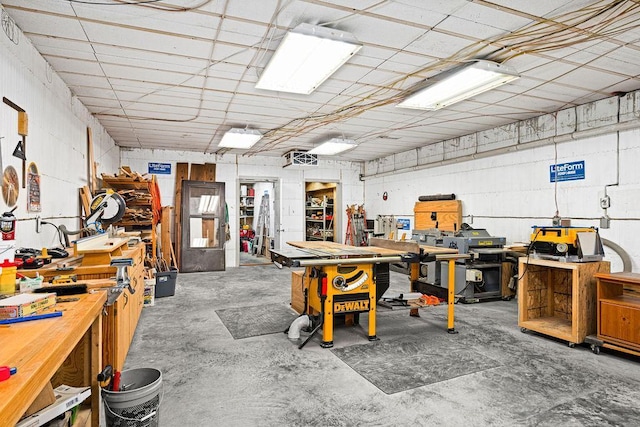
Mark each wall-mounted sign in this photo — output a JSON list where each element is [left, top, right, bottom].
[[396, 218, 411, 230], [550, 160, 585, 182], [148, 162, 171, 175]]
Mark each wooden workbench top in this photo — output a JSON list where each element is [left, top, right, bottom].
[[287, 241, 408, 257], [0, 291, 106, 426]]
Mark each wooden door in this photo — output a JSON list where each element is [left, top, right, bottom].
[[180, 180, 226, 272]]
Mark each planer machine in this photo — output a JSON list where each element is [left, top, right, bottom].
[[530, 226, 604, 262]]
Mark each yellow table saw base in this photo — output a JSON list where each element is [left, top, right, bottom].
[[305, 264, 377, 348]]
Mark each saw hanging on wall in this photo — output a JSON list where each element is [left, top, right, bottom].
[[2, 166, 19, 207]]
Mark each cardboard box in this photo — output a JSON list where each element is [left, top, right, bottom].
[[0, 293, 56, 319], [144, 278, 155, 306], [291, 270, 308, 314], [18, 384, 90, 426]]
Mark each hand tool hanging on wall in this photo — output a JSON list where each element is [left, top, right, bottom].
[[2, 97, 27, 188]]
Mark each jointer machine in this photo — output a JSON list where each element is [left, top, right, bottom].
[[271, 239, 466, 348]]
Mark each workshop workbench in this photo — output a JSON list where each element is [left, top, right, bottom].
[[18, 242, 146, 371], [0, 291, 106, 427]]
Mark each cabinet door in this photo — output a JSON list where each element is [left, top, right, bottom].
[[600, 302, 640, 345], [181, 180, 226, 272]]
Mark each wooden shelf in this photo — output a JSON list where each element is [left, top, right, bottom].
[[103, 174, 158, 265], [102, 177, 150, 190], [305, 190, 335, 242], [518, 258, 610, 345]]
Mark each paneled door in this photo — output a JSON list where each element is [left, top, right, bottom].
[[180, 180, 226, 272]]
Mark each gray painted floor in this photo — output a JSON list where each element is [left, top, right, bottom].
[[125, 265, 640, 426]]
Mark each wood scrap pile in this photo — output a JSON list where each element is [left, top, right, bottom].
[[101, 166, 151, 182], [121, 207, 153, 224], [117, 189, 153, 204]]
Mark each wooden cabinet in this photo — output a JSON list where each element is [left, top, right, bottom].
[[518, 258, 610, 346], [595, 272, 640, 356], [18, 242, 146, 371], [102, 173, 160, 266]]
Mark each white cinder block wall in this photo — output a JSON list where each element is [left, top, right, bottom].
[[119, 148, 364, 267], [364, 130, 640, 273], [0, 20, 119, 252]]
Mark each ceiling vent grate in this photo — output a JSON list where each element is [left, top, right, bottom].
[[283, 151, 318, 167]]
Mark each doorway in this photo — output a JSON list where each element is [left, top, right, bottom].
[[305, 182, 340, 243], [180, 180, 226, 272], [238, 179, 278, 266]]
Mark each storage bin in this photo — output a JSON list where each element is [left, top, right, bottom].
[[155, 268, 178, 298]]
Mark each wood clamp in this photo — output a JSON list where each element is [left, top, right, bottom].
[[105, 258, 135, 306]]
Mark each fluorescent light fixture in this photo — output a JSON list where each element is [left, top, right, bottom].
[[398, 60, 520, 111], [308, 138, 357, 155], [218, 128, 262, 149], [255, 23, 362, 95]]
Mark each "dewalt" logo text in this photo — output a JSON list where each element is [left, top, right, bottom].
[[334, 300, 369, 313]]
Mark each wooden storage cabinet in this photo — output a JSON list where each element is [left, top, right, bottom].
[[103, 244, 145, 371], [518, 258, 610, 346], [18, 242, 146, 371], [596, 272, 640, 356]]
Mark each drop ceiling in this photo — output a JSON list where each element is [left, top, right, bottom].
[[2, 0, 640, 162]]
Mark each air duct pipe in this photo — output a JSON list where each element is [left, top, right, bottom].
[[287, 315, 311, 340]]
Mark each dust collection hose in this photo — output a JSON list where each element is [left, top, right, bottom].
[[287, 315, 311, 340], [602, 238, 632, 272]]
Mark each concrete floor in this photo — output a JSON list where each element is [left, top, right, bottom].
[[125, 265, 640, 426]]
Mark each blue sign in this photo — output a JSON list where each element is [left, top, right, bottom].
[[397, 218, 411, 230], [148, 162, 171, 175], [550, 160, 584, 182]]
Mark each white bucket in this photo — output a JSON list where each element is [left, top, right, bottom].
[[102, 368, 162, 427]]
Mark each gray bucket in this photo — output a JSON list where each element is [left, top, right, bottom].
[[102, 368, 162, 427]]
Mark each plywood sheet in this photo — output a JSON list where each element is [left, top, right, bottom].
[[286, 241, 406, 257]]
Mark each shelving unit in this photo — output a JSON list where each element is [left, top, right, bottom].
[[305, 183, 336, 242], [239, 184, 255, 253], [306, 195, 334, 241], [239, 195, 254, 226], [518, 258, 610, 346], [102, 173, 160, 266], [593, 272, 640, 356]]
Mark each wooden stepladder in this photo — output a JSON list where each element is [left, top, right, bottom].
[[345, 204, 367, 246], [253, 191, 270, 255]]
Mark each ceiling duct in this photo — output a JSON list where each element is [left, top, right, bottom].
[[283, 151, 318, 168]]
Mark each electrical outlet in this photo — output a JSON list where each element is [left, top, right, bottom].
[[600, 195, 611, 209]]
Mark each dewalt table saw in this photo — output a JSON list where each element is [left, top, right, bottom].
[[271, 239, 466, 348]]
